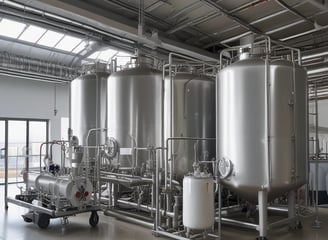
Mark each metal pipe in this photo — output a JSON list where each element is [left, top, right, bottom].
[[217, 180, 222, 239], [105, 209, 154, 229], [267, 206, 288, 212], [100, 176, 152, 186], [4, 120, 8, 209], [155, 230, 189, 240], [219, 217, 258, 230], [288, 190, 296, 227], [258, 190, 268, 238], [138, 0, 145, 36], [106, 209, 153, 222], [155, 148, 159, 232], [117, 199, 174, 218], [151, 163, 155, 218], [269, 217, 296, 229], [220, 205, 243, 215], [99, 171, 153, 180], [5, 0, 218, 62], [265, 57, 272, 185], [215, 65, 221, 240], [313, 83, 321, 228]]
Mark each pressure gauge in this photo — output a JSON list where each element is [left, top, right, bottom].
[[107, 137, 118, 158], [218, 157, 233, 179]]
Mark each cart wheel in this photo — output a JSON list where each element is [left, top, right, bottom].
[[22, 215, 33, 223], [297, 221, 303, 229], [37, 213, 50, 229], [89, 211, 99, 227]]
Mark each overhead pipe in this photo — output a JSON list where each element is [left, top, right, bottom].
[[0, 68, 70, 84], [308, 67, 328, 75], [6, 0, 218, 62]]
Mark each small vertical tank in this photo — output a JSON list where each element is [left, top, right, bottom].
[[183, 172, 214, 229]]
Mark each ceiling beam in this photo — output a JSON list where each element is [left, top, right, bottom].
[[199, 0, 265, 35], [11, 0, 219, 62], [203, 1, 328, 49], [275, 0, 315, 26]]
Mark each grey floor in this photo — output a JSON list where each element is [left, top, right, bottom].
[[1, 185, 327, 240]]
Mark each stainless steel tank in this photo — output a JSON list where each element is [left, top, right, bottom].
[[70, 71, 109, 159], [217, 57, 307, 203], [107, 67, 162, 169], [165, 73, 216, 180]]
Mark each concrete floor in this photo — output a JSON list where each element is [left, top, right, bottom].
[[1, 185, 327, 240]]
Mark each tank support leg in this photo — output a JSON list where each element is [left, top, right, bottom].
[[288, 190, 296, 229], [257, 190, 268, 240]]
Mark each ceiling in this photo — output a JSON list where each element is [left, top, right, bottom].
[[0, 0, 328, 95]]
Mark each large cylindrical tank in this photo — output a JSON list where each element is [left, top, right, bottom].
[[107, 67, 162, 168], [183, 173, 214, 229], [165, 73, 215, 180], [70, 71, 109, 159], [217, 57, 307, 203]]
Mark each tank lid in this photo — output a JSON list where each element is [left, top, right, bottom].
[[186, 171, 212, 178]]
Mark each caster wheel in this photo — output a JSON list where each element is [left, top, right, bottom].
[[297, 221, 303, 229], [89, 211, 99, 227], [37, 213, 50, 229], [256, 237, 268, 240], [22, 215, 33, 223]]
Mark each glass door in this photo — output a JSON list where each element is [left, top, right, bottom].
[[7, 120, 27, 184], [0, 119, 49, 185], [29, 121, 48, 170]]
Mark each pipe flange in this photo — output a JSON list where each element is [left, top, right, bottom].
[[218, 157, 233, 179], [107, 137, 118, 158]]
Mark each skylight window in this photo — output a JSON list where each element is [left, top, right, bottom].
[[88, 51, 101, 59], [37, 30, 64, 47], [98, 49, 118, 62], [55, 35, 82, 52], [0, 18, 26, 38], [72, 41, 87, 53], [18, 25, 46, 43]]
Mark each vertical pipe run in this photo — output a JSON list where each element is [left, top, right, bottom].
[[258, 190, 268, 238], [313, 83, 321, 228], [4, 120, 8, 209], [288, 189, 296, 226], [155, 148, 159, 233], [215, 72, 222, 239], [265, 57, 272, 185], [138, 0, 145, 36], [305, 79, 309, 208]]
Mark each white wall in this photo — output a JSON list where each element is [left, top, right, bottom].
[[0, 75, 69, 162]]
